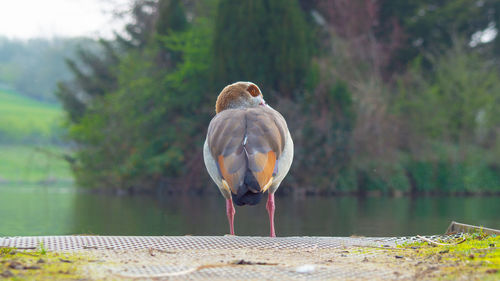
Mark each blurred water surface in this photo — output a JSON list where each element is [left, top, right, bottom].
[[0, 184, 499, 237]]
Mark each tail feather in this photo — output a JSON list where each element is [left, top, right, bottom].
[[232, 170, 263, 206]]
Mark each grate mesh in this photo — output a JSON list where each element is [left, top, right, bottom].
[[0, 235, 464, 280], [0, 235, 398, 251], [0, 234, 464, 251]]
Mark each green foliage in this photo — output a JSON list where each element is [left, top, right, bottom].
[[68, 9, 215, 190], [156, 0, 188, 35], [398, 45, 500, 143], [405, 157, 500, 194], [405, 161, 435, 192], [287, 74, 356, 191], [56, 0, 500, 194], [213, 0, 311, 97], [379, 0, 500, 68], [120, 0, 159, 49], [55, 39, 120, 123], [38, 242, 47, 255], [392, 41, 500, 193], [463, 160, 500, 192], [155, 0, 188, 67]]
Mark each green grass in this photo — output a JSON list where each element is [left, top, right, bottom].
[[0, 89, 73, 183], [0, 89, 63, 142], [0, 145, 73, 183]]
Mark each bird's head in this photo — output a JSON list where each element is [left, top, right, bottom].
[[215, 82, 266, 113]]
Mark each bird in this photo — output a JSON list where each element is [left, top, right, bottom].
[[203, 81, 293, 237]]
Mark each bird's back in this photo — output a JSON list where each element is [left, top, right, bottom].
[[205, 106, 290, 205]]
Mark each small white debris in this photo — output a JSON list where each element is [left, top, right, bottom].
[[295, 264, 316, 273], [310, 10, 326, 26]]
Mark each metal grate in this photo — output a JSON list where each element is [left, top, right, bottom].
[[0, 234, 464, 251], [0, 235, 400, 251], [0, 235, 463, 280]]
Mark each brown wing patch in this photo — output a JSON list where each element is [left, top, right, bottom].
[[252, 151, 276, 191], [218, 155, 237, 194]]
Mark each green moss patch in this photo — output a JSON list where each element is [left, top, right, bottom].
[[0, 246, 89, 280], [399, 233, 500, 279]]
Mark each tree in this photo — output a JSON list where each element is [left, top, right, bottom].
[[395, 41, 500, 147], [314, 0, 500, 75], [213, 0, 311, 98], [59, 0, 216, 190], [55, 39, 121, 123]]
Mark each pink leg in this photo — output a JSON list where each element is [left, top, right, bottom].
[[266, 193, 276, 237], [226, 199, 235, 235]]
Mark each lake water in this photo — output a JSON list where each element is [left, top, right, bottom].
[[1, 184, 499, 237]]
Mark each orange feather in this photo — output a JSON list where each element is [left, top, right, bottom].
[[217, 155, 237, 194], [253, 151, 276, 191]]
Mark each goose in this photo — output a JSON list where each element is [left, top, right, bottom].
[[203, 82, 293, 237]]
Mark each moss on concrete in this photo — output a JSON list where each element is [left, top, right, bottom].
[[398, 233, 500, 280], [0, 246, 89, 280]]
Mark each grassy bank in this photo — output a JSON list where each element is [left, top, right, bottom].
[[0, 89, 72, 184], [0, 145, 72, 184], [0, 89, 63, 143]]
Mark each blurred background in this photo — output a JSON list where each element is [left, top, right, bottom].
[[0, 0, 499, 237]]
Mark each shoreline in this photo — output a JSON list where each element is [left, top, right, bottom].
[[2, 182, 500, 198]]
